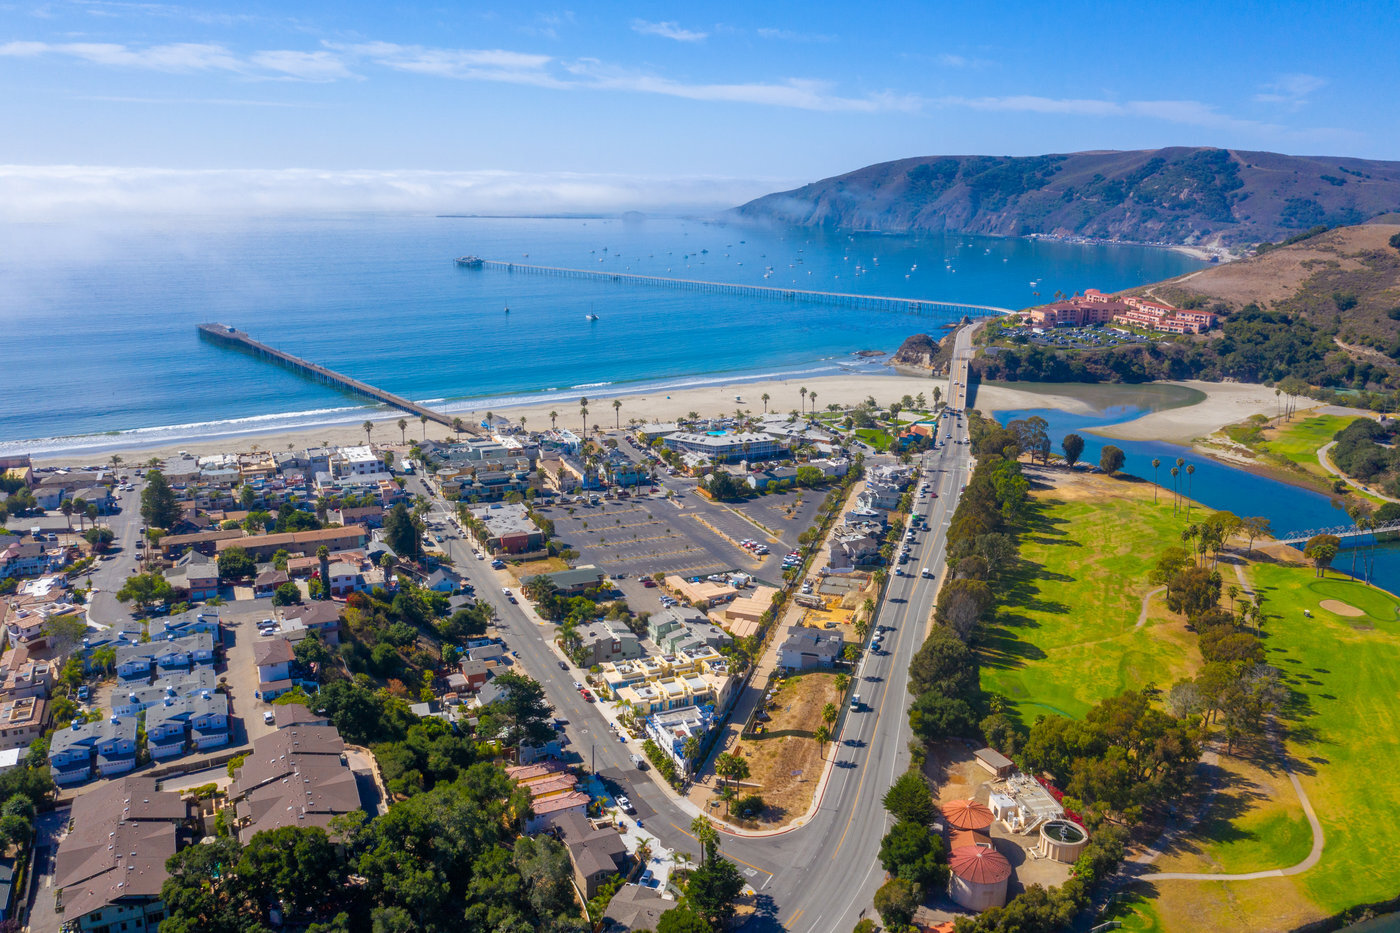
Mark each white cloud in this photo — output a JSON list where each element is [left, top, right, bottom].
[[335, 41, 560, 86], [0, 40, 244, 72], [567, 60, 921, 112], [1255, 73, 1326, 108], [942, 94, 1284, 133], [755, 28, 835, 42], [0, 164, 784, 218], [630, 19, 708, 42], [248, 50, 353, 82]]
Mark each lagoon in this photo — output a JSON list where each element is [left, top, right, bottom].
[[985, 383, 1400, 594]]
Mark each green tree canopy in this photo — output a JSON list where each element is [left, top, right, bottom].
[[140, 469, 181, 529]]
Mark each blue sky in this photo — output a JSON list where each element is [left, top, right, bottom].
[[1, 0, 1394, 214]]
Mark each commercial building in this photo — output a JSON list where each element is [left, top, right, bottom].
[[524, 565, 606, 597], [661, 430, 788, 464], [644, 705, 714, 776], [469, 502, 547, 555]]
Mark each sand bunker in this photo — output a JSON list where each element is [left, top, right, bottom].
[[1320, 599, 1365, 617]]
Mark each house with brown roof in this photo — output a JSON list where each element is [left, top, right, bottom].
[[228, 726, 360, 843], [554, 811, 630, 898], [52, 777, 193, 933], [219, 525, 367, 561], [254, 637, 296, 700], [252, 568, 290, 598]]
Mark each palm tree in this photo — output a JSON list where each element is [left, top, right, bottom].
[[932, 386, 942, 409], [380, 552, 396, 585], [799, 386, 808, 413], [362, 420, 373, 445], [815, 724, 831, 757], [580, 405, 589, 437], [821, 702, 838, 728], [420, 414, 428, 440], [316, 545, 331, 600], [808, 391, 817, 413], [635, 839, 653, 869], [519, 415, 527, 433], [1170, 466, 1180, 515], [690, 816, 718, 864], [761, 392, 770, 413], [451, 417, 464, 435], [109, 454, 123, 471], [612, 398, 623, 428], [1184, 464, 1196, 521], [1227, 583, 1239, 616], [548, 410, 558, 430], [1151, 458, 1161, 503], [397, 418, 407, 443], [60, 500, 73, 532]]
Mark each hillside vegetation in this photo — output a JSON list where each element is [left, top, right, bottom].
[[735, 148, 1400, 247], [974, 223, 1400, 410]]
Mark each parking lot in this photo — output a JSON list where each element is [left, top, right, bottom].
[[543, 493, 752, 581], [998, 323, 1152, 349]]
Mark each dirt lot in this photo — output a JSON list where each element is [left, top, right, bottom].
[[699, 671, 843, 825]]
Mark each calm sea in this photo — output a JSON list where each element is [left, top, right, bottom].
[[0, 213, 1202, 455]]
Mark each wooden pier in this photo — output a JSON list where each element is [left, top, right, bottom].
[[471, 260, 1015, 318], [197, 323, 462, 429]]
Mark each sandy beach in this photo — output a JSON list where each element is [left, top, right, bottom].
[[1089, 380, 1312, 444], [29, 373, 1288, 467]]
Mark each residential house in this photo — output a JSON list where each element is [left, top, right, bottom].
[[0, 696, 46, 752], [458, 658, 491, 693], [826, 523, 883, 573], [600, 884, 669, 933], [111, 669, 218, 718], [0, 644, 52, 700], [228, 726, 360, 842], [779, 629, 844, 671], [254, 637, 296, 700], [143, 691, 229, 759], [48, 717, 137, 784], [53, 777, 193, 933], [554, 811, 630, 899], [273, 703, 329, 729], [165, 550, 219, 601], [329, 505, 384, 528], [279, 601, 342, 645], [507, 762, 589, 834], [158, 528, 244, 559], [148, 610, 220, 641], [252, 568, 290, 597], [574, 620, 643, 666], [746, 464, 800, 490]]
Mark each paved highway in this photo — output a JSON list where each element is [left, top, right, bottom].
[[411, 324, 977, 929]]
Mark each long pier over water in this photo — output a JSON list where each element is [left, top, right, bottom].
[[469, 259, 1014, 318], [197, 323, 460, 429]]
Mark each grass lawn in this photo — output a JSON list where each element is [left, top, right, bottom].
[[854, 428, 894, 451], [1248, 564, 1400, 915], [1140, 565, 1400, 932], [978, 469, 1199, 723], [1254, 414, 1359, 481]]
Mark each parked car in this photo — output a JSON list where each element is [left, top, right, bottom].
[[616, 795, 636, 814], [558, 661, 568, 671]]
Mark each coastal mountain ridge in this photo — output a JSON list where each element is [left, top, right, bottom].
[[733, 147, 1400, 247]]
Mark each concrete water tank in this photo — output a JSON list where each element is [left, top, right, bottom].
[[1038, 819, 1088, 863], [947, 844, 1011, 912]]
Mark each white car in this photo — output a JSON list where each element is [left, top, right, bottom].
[[616, 795, 636, 814]]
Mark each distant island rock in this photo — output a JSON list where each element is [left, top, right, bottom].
[[733, 147, 1400, 247], [854, 349, 886, 358]]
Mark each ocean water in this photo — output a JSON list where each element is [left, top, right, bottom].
[[0, 213, 1202, 454]]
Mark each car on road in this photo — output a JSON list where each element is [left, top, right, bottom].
[[558, 661, 568, 670], [642, 578, 657, 588], [581, 689, 594, 702], [615, 795, 636, 814], [630, 754, 647, 769], [263, 710, 276, 725], [76, 685, 90, 701], [573, 681, 584, 690], [850, 694, 861, 711]]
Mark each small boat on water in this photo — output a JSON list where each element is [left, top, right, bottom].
[[586, 313, 599, 321]]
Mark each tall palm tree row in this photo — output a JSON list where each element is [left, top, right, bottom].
[[1151, 458, 1161, 503]]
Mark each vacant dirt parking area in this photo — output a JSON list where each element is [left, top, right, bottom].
[[709, 671, 843, 825]]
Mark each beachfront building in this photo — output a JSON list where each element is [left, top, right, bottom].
[[1025, 289, 1216, 334], [660, 430, 788, 464]]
